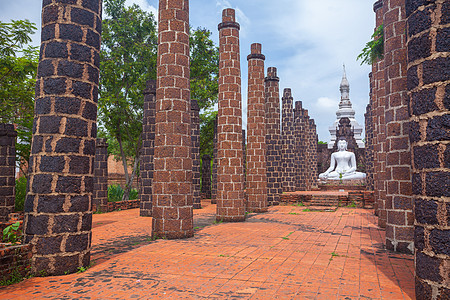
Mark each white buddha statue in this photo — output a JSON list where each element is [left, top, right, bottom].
[[319, 139, 366, 181]]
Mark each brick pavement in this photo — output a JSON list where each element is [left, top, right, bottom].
[[0, 201, 414, 299]]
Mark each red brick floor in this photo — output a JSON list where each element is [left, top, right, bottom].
[[0, 200, 414, 299]]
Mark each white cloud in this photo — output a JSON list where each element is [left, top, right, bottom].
[[316, 97, 338, 110], [124, 0, 158, 18]]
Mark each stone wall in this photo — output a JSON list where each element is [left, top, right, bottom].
[[152, 0, 193, 239], [281, 89, 296, 192], [24, 0, 102, 275], [406, 0, 450, 297], [216, 8, 246, 222], [265, 67, 282, 205], [201, 155, 212, 199], [93, 138, 108, 213], [140, 80, 156, 217], [383, 0, 413, 254], [191, 100, 201, 209]]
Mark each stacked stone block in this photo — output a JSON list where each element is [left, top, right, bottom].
[[406, 0, 450, 297], [383, 0, 413, 254], [152, 0, 193, 239], [372, 0, 388, 226], [216, 8, 246, 222], [93, 138, 108, 213], [0, 124, 17, 222], [242, 129, 246, 190], [265, 67, 282, 205], [281, 89, 296, 192], [309, 119, 318, 187], [293, 104, 308, 191], [140, 80, 156, 217], [23, 0, 102, 275], [191, 100, 201, 209], [246, 43, 267, 213], [365, 95, 375, 191], [201, 155, 212, 199], [211, 117, 218, 204]]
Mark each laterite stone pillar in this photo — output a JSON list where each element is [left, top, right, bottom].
[[0, 124, 17, 222], [211, 116, 218, 204], [309, 119, 318, 188], [93, 138, 108, 213], [265, 67, 282, 205], [152, 0, 193, 239], [246, 43, 267, 213], [407, 0, 450, 298], [243, 129, 246, 190], [191, 99, 201, 209], [140, 80, 156, 217], [383, 0, 413, 254], [216, 8, 246, 222], [281, 89, 296, 192], [365, 72, 375, 191], [201, 154, 212, 199], [372, 0, 387, 226], [24, 0, 102, 275]]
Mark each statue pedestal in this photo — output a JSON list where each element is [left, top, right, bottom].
[[319, 179, 366, 191]]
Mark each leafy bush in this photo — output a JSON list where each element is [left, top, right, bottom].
[[108, 184, 124, 202], [108, 184, 139, 202], [15, 176, 27, 212], [3, 222, 22, 244], [129, 188, 138, 200]]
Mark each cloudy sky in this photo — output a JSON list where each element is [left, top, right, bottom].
[[0, 0, 375, 142]]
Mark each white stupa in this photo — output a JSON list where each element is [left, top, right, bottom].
[[328, 65, 364, 149]]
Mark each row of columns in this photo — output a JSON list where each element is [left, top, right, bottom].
[[364, 0, 449, 297]]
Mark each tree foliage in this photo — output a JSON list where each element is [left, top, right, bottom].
[[357, 24, 384, 65], [0, 20, 39, 178], [99, 0, 157, 200]]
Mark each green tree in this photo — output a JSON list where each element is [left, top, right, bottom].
[[189, 28, 219, 160], [99, 0, 158, 201], [0, 20, 39, 178]]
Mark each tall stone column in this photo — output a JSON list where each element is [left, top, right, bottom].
[[201, 154, 212, 199], [265, 67, 282, 205], [407, 0, 450, 298], [310, 119, 318, 187], [0, 124, 17, 222], [140, 80, 156, 217], [93, 138, 108, 213], [211, 116, 218, 204], [216, 8, 245, 222], [281, 89, 296, 192], [191, 99, 201, 209], [152, 0, 193, 239], [242, 129, 246, 190], [383, 0, 413, 254], [23, 0, 102, 275], [365, 72, 375, 191], [372, 0, 387, 226], [246, 43, 267, 213]]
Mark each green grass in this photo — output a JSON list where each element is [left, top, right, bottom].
[[288, 212, 300, 215], [281, 231, 294, 240]]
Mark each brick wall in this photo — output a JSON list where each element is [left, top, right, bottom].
[[152, 0, 194, 239], [372, 0, 388, 227], [216, 8, 246, 222], [265, 67, 282, 205], [246, 43, 268, 213], [406, 0, 450, 297], [383, 0, 413, 254], [191, 100, 201, 209], [0, 124, 17, 222], [24, 0, 102, 275], [281, 89, 296, 192], [211, 116, 218, 204]]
